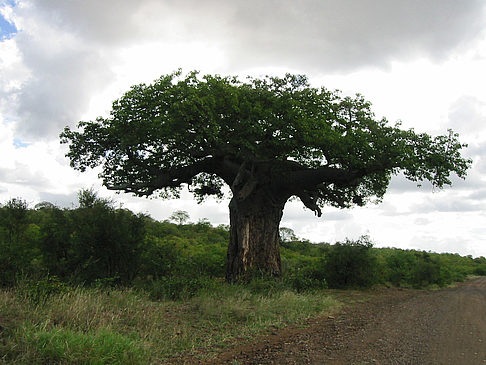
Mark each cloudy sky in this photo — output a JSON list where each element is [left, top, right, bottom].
[[1, 0, 486, 257]]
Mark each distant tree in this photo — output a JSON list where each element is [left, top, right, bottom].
[[279, 227, 297, 243], [61, 70, 471, 282], [169, 210, 190, 225], [1, 198, 28, 247], [0, 198, 30, 285], [38, 204, 72, 279]]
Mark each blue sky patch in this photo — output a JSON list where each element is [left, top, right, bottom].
[[13, 138, 30, 148], [0, 2, 17, 41]]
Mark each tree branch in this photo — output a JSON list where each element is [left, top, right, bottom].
[[106, 157, 224, 195], [297, 190, 322, 217], [282, 165, 362, 191]]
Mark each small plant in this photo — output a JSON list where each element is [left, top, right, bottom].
[[16, 275, 67, 305]]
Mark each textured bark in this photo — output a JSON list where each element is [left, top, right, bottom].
[[226, 190, 285, 282]]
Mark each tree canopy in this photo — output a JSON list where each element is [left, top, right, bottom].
[[61, 70, 470, 216]]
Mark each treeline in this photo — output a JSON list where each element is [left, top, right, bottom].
[[1, 190, 485, 297]]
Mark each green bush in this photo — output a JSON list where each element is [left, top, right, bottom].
[[410, 252, 452, 288], [16, 276, 67, 305], [383, 249, 416, 287], [474, 265, 486, 276], [324, 236, 378, 289], [284, 263, 327, 292]]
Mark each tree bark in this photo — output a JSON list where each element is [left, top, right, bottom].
[[226, 189, 285, 282]]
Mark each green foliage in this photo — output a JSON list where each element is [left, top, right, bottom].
[[16, 275, 67, 306], [383, 249, 416, 287], [323, 236, 378, 288], [143, 276, 218, 301], [284, 264, 328, 292], [409, 252, 452, 288], [169, 210, 190, 225], [61, 70, 470, 211], [68, 189, 146, 285], [139, 218, 227, 280], [15, 326, 146, 364], [279, 227, 298, 243], [474, 265, 486, 276], [0, 193, 483, 294], [0, 198, 38, 286], [0, 282, 339, 363]]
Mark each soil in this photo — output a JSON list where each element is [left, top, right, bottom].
[[197, 277, 486, 365]]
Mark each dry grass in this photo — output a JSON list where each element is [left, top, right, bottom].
[[0, 283, 340, 364]]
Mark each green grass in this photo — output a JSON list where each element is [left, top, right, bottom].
[[0, 282, 340, 364]]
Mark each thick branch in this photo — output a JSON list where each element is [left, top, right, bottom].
[[283, 165, 363, 191], [230, 161, 260, 200], [106, 157, 225, 195], [297, 191, 322, 217]]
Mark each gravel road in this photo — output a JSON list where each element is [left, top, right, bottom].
[[206, 277, 486, 364]]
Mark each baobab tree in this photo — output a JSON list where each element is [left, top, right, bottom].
[[61, 71, 470, 282]]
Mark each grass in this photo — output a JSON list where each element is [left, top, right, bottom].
[[0, 281, 340, 364]]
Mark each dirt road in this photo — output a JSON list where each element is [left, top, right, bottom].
[[207, 277, 486, 364]]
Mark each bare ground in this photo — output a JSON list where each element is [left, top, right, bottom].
[[198, 277, 486, 365]]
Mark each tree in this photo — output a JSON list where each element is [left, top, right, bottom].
[[169, 210, 190, 225], [0, 198, 30, 285], [279, 227, 298, 243], [60, 70, 471, 282]]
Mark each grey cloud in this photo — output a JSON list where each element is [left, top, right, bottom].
[[323, 210, 353, 221], [7, 0, 486, 140], [24, 0, 486, 71], [0, 162, 50, 190], [414, 196, 483, 213], [282, 201, 353, 222], [37, 191, 78, 208], [14, 33, 113, 138], [387, 174, 434, 194], [409, 234, 476, 256], [221, 0, 486, 72], [468, 188, 486, 201], [20, 1, 147, 45]]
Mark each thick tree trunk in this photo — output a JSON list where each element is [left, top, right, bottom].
[[226, 191, 285, 282]]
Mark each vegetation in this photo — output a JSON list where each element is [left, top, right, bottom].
[[60, 70, 471, 281], [0, 193, 485, 363], [1, 277, 338, 364]]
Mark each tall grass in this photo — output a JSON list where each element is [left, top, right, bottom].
[[0, 281, 340, 364]]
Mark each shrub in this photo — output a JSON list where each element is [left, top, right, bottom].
[[324, 236, 378, 288], [384, 250, 416, 287], [410, 252, 450, 288], [16, 276, 67, 306], [284, 263, 328, 292], [474, 265, 486, 276]]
